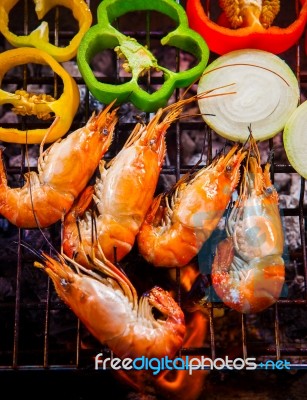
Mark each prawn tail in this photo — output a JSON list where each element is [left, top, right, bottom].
[[212, 238, 286, 313], [211, 237, 235, 275], [147, 286, 185, 324], [61, 186, 95, 264], [144, 193, 164, 224], [65, 185, 94, 224]]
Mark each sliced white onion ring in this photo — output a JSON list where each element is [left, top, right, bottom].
[[283, 100, 307, 179], [197, 49, 300, 142]]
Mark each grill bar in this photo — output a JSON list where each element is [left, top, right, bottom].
[[0, 0, 307, 379]]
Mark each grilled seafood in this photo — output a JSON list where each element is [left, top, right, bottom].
[[115, 310, 208, 400], [211, 140, 285, 313], [35, 251, 185, 360], [62, 106, 168, 264], [0, 103, 118, 228], [62, 91, 233, 265], [137, 143, 246, 268]]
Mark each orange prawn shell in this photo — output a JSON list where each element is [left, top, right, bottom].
[[211, 151, 286, 314], [105, 286, 186, 359], [42, 255, 133, 340], [0, 105, 118, 228], [175, 165, 238, 230], [39, 123, 112, 199], [62, 130, 166, 264], [232, 160, 285, 262], [0, 174, 74, 228], [212, 238, 285, 314], [62, 109, 170, 264], [138, 214, 200, 268], [99, 142, 164, 231], [38, 254, 185, 360], [64, 138, 164, 263], [138, 166, 232, 267], [137, 145, 246, 268]]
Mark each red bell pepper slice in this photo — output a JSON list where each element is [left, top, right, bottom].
[[186, 0, 307, 55]]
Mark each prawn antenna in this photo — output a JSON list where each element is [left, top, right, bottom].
[[194, 128, 208, 168], [267, 147, 275, 164], [242, 125, 254, 149], [24, 136, 60, 258], [17, 240, 44, 261]]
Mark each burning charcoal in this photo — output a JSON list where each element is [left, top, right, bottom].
[[279, 194, 301, 251], [9, 146, 39, 168], [0, 277, 14, 301]]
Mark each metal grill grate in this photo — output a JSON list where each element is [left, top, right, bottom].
[[0, 0, 307, 396]]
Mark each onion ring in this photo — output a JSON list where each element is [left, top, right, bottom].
[[197, 49, 299, 142], [283, 100, 307, 179]]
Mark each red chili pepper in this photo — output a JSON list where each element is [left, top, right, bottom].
[[186, 0, 307, 55]]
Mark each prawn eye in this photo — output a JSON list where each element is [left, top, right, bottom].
[[60, 278, 69, 288], [226, 164, 233, 172], [265, 186, 274, 195], [102, 128, 109, 135]]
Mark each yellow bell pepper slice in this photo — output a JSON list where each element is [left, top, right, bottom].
[[0, 0, 92, 62], [0, 47, 80, 144]]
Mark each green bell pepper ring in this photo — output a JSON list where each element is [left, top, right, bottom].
[[77, 0, 210, 112], [0, 0, 92, 63]]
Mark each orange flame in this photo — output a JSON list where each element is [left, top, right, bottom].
[[168, 262, 201, 292], [156, 310, 209, 400]]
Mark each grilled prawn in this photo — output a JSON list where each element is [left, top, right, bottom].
[[62, 92, 229, 265], [115, 310, 208, 400], [35, 251, 185, 360], [136, 143, 246, 268], [211, 141, 285, 313], [0, 103, 118, 228]]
